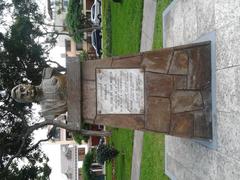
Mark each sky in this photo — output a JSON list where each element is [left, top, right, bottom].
[[32, 104, 66, 180], [0, 1, 13, 33], [41, 143, 68, 180]]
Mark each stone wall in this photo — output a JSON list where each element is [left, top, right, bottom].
[[80, 42, 212, 139]]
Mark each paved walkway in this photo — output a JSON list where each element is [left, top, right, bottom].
[[130, 0, 157, 180], [164, 0, 240, 180]]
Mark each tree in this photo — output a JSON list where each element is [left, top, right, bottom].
[[65, 0, 100, 43], [82, 151, 96, 180], [0, 0, 110, 177], [96, 144, 119, 165], [0, 150, 51, 180], [0, 3, 49, 175]]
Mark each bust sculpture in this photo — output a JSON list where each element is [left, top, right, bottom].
[[11, 67, 67, 120]]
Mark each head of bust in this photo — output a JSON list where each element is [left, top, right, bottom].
[[11, 84, 41, 103]]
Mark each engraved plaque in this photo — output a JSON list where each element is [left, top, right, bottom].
[[96, 69, 144, 114]]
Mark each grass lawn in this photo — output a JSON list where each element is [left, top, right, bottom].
[[102, 0, 111, 57], [102, 0, 172, 179], [106, 128, 134, 180], [102, 0, 144, 180], [110, 1, 143, 56], [152, 0, 172, 50], [140, 132, 168, 180], [102, 0, 143, 57]]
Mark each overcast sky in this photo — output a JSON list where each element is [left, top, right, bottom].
[[32, 103, 66, 180]]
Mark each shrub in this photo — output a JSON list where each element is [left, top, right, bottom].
[[96, 144, 119, 165], [72, 132, 89, 144], [65, 0, 83, 43], [82, 151, 96, 180], [79, 50, 88, 61], [72, 123, 90, 144]]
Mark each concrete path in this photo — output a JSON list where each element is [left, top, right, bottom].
[[130, 130, 144, 180], [140, 0, 157, 52], [130, 0, 157, 180]]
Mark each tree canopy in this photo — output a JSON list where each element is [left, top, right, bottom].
[[0, 0, 51, 178], [0, 0, 107, 178], [65, 0, 100, 43]]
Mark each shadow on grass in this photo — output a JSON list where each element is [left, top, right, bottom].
[[112, 0, 124, 4]]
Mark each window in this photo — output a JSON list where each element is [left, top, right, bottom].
[[66, 131, 72, 140], [78, 148, 85, 161], [65, 40, 71, 52], [53, 128, 60, 140]]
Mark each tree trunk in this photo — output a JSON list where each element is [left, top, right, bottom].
[[79, 129, 112, 137], [2, 117, 111, 171], [27, 119, 111, 137], [48, 120, 112, 137], [43, 26, 101, 37]]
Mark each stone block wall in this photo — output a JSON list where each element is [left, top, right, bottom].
[[142, 43, 212, 139], [80, 42, 212, 139]]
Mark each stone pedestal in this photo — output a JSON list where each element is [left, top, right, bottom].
[[67, 41, 212, 139]]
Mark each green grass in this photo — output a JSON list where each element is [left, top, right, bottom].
[[140, 133, 169, 180], [152, 0, 172, 49], [140, 1, 172, 180], [102, 0, 143, 180], [106, 128, 134, 180], [102, 0, 172, 179], [102, 0, 143, 56], [110, 1, 143, 56], [102, 0, 112, 57]]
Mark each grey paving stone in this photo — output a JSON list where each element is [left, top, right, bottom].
[[164, 0, 240, 179], [166, 136, 218, 179], [215, 152, 240, 180], [164, 9, 174, 47], [166, 154, 202, 180], [196, 0, 215, 37], [171, 1, 184, 46], [215, 0, 240, 29], [216, 66, 240, 113], [140, 32, 152, 52], [182, 0, 198, 43], [216, 21, 240, 69], [163, 0, 240, 179], [216, 112, 240, 161]]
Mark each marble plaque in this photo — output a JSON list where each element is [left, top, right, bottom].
[[96, 69, 144, 114]]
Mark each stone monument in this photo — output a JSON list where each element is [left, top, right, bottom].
[[67, 41, 212, 139]]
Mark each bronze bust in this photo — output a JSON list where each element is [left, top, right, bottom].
[[11, 67, 67, 120]]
